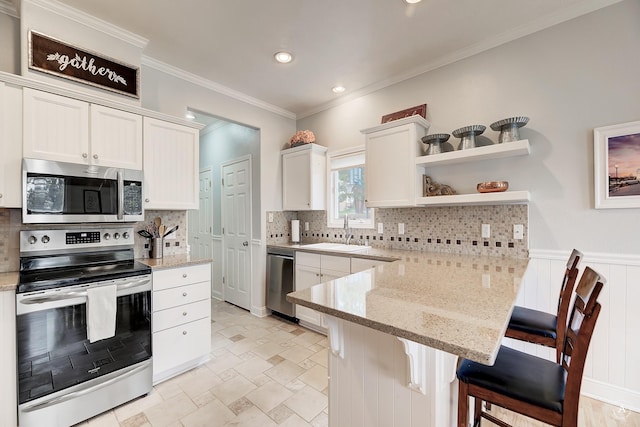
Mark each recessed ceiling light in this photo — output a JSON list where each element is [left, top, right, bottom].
[[404, 0, 422, 3], [274, 51, 293, 64], [185, 111, 196, 120], [332, 86, 346, 94]]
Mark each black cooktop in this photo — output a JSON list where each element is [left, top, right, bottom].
[[18, 249, 151, 294]]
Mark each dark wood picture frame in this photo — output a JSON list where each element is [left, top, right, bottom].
[[381, 104, 427, 124], [28, 30, 140, 98]]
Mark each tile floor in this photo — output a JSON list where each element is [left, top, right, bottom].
[[77, 300, 640, 427]]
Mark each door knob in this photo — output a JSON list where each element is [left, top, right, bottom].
[[242, 241, 248, 246], [93, 154, 98, 159]]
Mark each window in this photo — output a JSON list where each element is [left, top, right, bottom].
[[327, 147, 374, 229]]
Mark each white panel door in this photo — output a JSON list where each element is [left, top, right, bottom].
[[23, 88, 89, 164], [90, 104, 142, 169], [188, 169, 214, 283], [143, 117, 199, 210], [221, 158, 252, 310]]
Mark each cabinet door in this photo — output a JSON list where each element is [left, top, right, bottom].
[[90, 104, 142, 169], [282, 144, 326, 210], [23, 88, 89, 164], [365, 123, 423, 207], [143, 117, 199, 209], [153, 317, 211, 382], [0, 83, 23, 207], [295, 263, 322, 326]]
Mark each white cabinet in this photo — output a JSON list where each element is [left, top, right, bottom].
[[23, 88, 143, 168], [0, 82, 23, 207], [362, 115, 430, 208], [152, 263, 211, 384], [295, 252, 351, 332], [89, 104, 143, 169], [0, 290, 17, 427], [143, 117, 199, 210], [282, 143, 327, 210]]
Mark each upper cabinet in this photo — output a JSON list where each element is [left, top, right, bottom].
[[89, 104, 143, 169], [143, 117, 199, 210], [0, 82, 23, 208], [362, 116, 430, 208], [282, 143, 327, 211], [23, 88, 89, 164], [23, 88, 143, 169]]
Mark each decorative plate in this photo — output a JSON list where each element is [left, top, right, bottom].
[[452, 125, 486, 138], [490, 116, 529, 131]]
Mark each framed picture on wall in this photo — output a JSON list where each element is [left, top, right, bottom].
[[594, 120, 640, 209]]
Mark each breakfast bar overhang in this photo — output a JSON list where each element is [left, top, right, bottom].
[[287, 251, 530, 427]]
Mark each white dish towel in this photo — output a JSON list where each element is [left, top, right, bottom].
[[86, 285, 117, 343]]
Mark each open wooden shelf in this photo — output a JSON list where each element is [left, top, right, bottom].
[[415, 139, 530, 167], [415, 190, 530, 207]]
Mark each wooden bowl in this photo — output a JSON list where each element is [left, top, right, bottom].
[[477, 181, 509, 193]]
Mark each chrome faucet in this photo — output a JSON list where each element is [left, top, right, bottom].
[[344, 214, 353, 245]]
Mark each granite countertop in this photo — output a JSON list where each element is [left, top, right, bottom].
[[137, 254, 212, 270], [0, 272, 19, 292], [267, 243, 401, 261], [286, 248, 529, 365]]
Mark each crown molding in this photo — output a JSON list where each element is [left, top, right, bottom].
[[23, 0, 148, 48], [297, 0, 623, 119], [0, 0, 19, 18], [141, 55, 297, 121]]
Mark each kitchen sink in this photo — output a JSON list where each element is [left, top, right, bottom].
[[301, 242, 371, 253]]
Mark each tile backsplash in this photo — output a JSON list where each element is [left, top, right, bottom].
[[0, 208, 188, 273], [267, 204, 528, 258]]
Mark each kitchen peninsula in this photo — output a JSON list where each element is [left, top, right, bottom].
[[287, 250, 529, 427]]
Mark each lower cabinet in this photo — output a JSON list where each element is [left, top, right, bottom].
[[295, 252, 351, 332], [152, 263, 211, 384]]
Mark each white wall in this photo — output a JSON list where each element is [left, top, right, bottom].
[[0, 13, 19, 74], [140, 66, 296, 315], [297, 0, 640, 255]]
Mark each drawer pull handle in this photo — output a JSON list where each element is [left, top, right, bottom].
[[182, 273, 187, 278], [183, 312, 187, 316], [182, 331, 187, 335], [183, 292, 187, 297]]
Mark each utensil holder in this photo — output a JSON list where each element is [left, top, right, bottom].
[[150, 237, 163, 259]]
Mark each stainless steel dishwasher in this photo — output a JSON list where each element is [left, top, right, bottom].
[[266, 247, 297, 320]]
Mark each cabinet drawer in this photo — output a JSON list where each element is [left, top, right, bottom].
[[152, 263, 211, 291], [321, 254, 351, 273], [153, 317, 211, 375], [153, 281, 210, 311], [296, 252, 321, 268], [153, 299, 210, 333]]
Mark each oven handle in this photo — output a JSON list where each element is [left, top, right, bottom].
[[18, 277, 151, 305], [20, 359, 152, 412]]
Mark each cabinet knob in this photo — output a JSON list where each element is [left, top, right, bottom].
[[182, 331, 187, 335], [145, 198, 150, 203], [182, 273, 187, 278], [0, 193, 3, 199], [183, 312, 187, 316], [182, 292, 187, 297], [82, 153, 88, 158], [316, 273, 320, 277], [93, 154, 98, 159]]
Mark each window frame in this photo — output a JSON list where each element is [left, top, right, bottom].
[[326, 146, 374, 229]]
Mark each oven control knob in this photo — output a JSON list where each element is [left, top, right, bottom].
[[122, 232, 130, 240], [113, 232, 120, 240], [41, 235, 50, 244], [28, 235, 37, 244], [104, 233, 111, 240]]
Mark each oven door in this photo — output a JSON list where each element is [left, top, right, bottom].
[[16, 275, 152, 407]]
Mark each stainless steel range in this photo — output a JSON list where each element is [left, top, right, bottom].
[[16, 227, 152, 427]]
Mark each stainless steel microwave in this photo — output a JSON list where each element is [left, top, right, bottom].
[[22, 158, 144, 224]]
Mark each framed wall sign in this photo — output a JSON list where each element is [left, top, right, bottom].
[[28, 30, 140, 98], [381, 104, 427, 124], [594, 120, 640, 209]]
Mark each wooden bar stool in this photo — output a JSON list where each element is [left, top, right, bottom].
[[506, 248, 582, 362], [457, 266, 605, 427]]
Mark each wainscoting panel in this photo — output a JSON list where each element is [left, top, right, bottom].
[[505, 250, 640, 412]]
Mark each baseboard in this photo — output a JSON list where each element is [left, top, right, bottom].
[[582, 377, 640, 414], [251, 306, 269, 318]]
